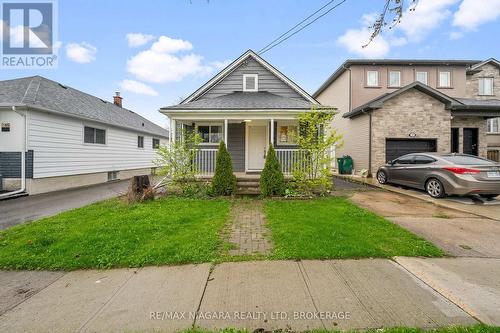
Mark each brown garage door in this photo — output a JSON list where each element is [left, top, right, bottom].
[[386, 138, 437, 162]]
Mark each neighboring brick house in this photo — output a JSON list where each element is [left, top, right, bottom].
[[313, 58, 500, 175]]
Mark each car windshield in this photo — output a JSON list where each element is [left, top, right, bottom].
[[441, 155, 495, 165]]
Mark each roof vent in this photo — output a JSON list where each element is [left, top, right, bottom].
[[58, 83, 68, 89]]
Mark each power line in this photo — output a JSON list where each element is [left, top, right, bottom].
[[257, 0, 338, 54], [258, 0, 348, 55]]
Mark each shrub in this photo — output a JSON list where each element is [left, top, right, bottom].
[[211, 141, 236, 196], [260, 144, 285, 197]]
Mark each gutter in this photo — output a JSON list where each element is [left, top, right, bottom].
[[0, 106, 27, 198]]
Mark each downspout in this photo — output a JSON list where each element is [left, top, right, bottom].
[[0, 106, 27, 198], [368, 112, 372, 177]]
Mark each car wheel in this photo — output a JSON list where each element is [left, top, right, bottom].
[[377, 170, 388, 184], [479, 194, 498, 199], [426, 178, 445, 198]]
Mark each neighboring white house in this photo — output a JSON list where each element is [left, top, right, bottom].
[[0, 76, 169, 196]]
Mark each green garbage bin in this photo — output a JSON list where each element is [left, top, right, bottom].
[[337, 157, 345, 174], [343, 155, 353, 174]]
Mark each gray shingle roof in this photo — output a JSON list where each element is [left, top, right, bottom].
[[343, 83, 500, 119], [0, 76, 169, 138], [455, 98, 500, 107], [162, 91, 315, 111]]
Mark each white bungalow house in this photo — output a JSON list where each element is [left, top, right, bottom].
[[160, 50, 321, 175], [0, 76, 169, 197]]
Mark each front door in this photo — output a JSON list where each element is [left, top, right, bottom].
[[247, 125, 267, 170], [463, 128, 478, 155]]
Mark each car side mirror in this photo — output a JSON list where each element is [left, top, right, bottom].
[[388, 160, 395, 165]]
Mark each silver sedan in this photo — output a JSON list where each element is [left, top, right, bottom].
[[376, 153, 500, 198]]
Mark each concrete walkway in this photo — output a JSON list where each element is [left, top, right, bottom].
[[0, 258, 485, 333], [228, 200, 272, 256], [0, 180, 129, 230]]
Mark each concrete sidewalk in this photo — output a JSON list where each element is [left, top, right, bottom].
[[0, 259, 483, 333]]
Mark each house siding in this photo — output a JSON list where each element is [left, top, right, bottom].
[[315, 71, 371, 171], [28, 110, 167, 179], [227, 123, 245, 172], [198, 58, 305, 100]]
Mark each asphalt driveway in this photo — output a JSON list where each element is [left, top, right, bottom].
[[0, 180, 129, 230], [350, 190, 500, 258]]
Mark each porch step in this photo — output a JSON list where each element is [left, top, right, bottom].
[[236, 177, 260, 195], [236, 187, 261, 195]]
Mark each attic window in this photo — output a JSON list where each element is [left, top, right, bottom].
[[243, 74, 258, 92]]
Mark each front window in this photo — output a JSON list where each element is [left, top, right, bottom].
[[439, 71, 451, 87], [479, 77, 494, 96], [416, 71, 428, 85], [197, 124, 222, 144], [366, 71, 379, 86], [389, 71, 401, 87], [278, 124, 298, 145], [488, 118, 499, 133], [84, 126, 106, 144]]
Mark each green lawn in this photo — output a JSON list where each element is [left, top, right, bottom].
[[265, 197, 443, 259], [0, 197, 230, 270]]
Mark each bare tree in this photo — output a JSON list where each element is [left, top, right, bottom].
[[363, 0, 418, 48]]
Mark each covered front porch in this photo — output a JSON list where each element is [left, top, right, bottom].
[[169, 114, 309, 176]]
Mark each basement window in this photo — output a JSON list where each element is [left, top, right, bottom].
[[1, 123, 10, 132], [107, 171, 119, 181], [243, 74, 258, 92]]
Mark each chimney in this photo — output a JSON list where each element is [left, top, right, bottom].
[[113, 92, 123, 107]]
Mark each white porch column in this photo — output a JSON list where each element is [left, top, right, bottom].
[[270, 118, 274, 146], [224, 119, 228, 144], [171, 119, 176, 143]]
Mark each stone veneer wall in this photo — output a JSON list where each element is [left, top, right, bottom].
[[451, 116, 488, 158], [465, 63, 500, 99], [370, 89, 452, 172]]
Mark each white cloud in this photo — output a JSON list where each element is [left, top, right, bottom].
[[66, 42, 97, 63], [453, 0, 500, 30], [397, 0, 459, 41], [337, 28, 390, 58], [337, 0, 460, 57], [119, 79, 158, 96], [126, 33, 155, 47], [151, 36, 193, 53], [126, 35, 212, 83]]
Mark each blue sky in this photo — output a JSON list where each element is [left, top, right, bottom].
[[2, 0, 500, 127]]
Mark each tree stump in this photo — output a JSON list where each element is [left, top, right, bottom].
[[127, 175, 154, 203]]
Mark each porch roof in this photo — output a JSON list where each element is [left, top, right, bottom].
[[161, 91, 316, 111]]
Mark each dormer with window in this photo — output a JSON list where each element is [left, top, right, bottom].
[[466, 58, 499, 98], [243, 74, 258, 92]]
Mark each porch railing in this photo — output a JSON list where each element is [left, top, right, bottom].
[[192, 149, 218, 176], [192, 146, 336, 176]]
